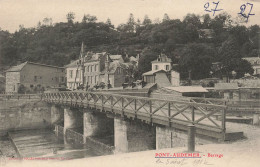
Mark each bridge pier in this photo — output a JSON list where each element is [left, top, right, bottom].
[[51, 105, 64, 125], [64, 107, 83, 132], [156, 126, 212, 150], [114, 117, 156, 154], [83, 110, 114, 143]]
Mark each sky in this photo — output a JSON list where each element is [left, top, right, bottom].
[[0, 0, 260, 33]]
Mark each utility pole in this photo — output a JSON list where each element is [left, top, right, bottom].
[[72, 42, 84, 90]]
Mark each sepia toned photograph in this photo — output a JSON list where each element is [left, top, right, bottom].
[[0, 0, 259, 166]]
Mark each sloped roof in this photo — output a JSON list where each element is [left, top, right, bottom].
[[6, 62, 27, 72], [215, 83, 239, 90], [109, 55, 123, 61], [6, 62, 64, 72], [129, 56, 138, 62], [151, 54, 172, 63], [100, 61, 128, 74], [65, 60, 79, 68], [164, 86, 208, 93], [84, 52, 107, 62], [142, 69, 167, 76]]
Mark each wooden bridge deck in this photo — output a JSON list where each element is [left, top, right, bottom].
[[41, 91, 244, 141]]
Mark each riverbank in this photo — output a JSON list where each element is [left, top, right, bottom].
[[3, 121, 260, 167], [0, 135, 17, 158]]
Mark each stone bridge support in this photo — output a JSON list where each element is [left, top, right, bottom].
[[156, 126, 212, 150], [83, 110, 114, 143], [51, 105, 64, 125], [64, 107, 83, 132], [114, 117, 156, 154]]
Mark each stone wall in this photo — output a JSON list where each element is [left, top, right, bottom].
[[5, 72, 20, 93], [0, 99, 51, 136], [156, 126, 213, 150]]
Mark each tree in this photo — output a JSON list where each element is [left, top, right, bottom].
[[142, 15, 152, 25], [178, 43, 216, 80], [106, 18, 112, 25], [82, 14, 97, 23], [67, 12, 75, 24], [126, 13, 136, 33], [163, 13, 170, 22]]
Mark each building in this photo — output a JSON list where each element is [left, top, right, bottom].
[[5, 62, 65, 94], [151, 54, 172, 71], [65, 51, 128, 89], [142, 70, 172, 88], [109, 55, 124, 63], [65, 59, 84, 90], [83, 52, 107, 87], [242, 57, 260, 75], [100, 57, 128, 88]]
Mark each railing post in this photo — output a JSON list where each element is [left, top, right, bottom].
[[168, 102, 171, 127], [134, 99, 137, 118], [187, 124, 196, 152], [121, 97, 124, 117], [192, 105, 195, 124], [222, 107, 227, 141], [150, 100, 152, 123]]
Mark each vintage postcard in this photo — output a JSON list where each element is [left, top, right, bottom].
[[0, 0, 259, 167]]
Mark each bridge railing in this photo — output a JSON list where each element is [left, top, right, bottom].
[[42, 91, 227, 135], [0, 94, 41, 100]]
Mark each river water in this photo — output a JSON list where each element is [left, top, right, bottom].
[[8, 129, 108, 160]]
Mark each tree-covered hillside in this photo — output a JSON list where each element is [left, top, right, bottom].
[[0, 13, 258, 80]]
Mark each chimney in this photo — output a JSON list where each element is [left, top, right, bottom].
[[137, 54, 140, 60]]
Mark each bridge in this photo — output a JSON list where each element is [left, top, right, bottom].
[[1, 92, 247, 153]]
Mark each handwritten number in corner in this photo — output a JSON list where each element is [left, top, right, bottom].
[[238, 3, 255, 23], [204, 1, 223, 16]]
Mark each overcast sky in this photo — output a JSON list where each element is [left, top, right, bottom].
[[0, 0, 259, 32]]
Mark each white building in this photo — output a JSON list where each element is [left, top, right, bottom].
[[242, 57, 260, 75], [65, 59, 84, 90], [151, 54, 172, 71]]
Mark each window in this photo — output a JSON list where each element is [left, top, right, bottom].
[[155, 65, 158, 70], [76, 70, 80, 78], [69, 70, 73, 78], [90, 76, 93, 84], [34, 76, 37, 82], [88, 66, 90, 72], [166, 65, 169, 71], [61, 77, 64, 82], [95, 65, 98, 72], [13, 85, 15, 91], [95, 75, 98, 84]]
